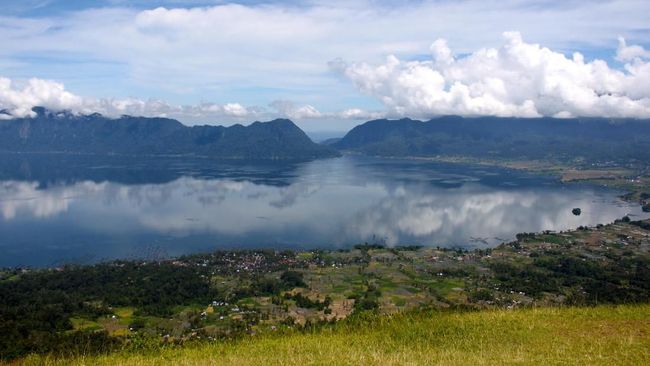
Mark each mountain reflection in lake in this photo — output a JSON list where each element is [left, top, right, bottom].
[[0, 154, 646, 267]]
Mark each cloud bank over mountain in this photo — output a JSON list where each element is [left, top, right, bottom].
[[2, 0, 650, 126], [332, 32, 650, 119], [0, 77, 258, 120], [0, 76, 379, 122], [4, 32, 650, 121]]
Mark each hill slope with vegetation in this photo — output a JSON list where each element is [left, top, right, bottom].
[[19, 305, 650, 366], [333, 116, 650, 162], [2, 218, 649, 362], [0, 107, 338, 160]]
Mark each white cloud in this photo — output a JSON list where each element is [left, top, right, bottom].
[[333, 32, 650, 119], [337, 108, 384, 120], [0, 75, 380, 123], [0, 76, 266, 121], [616, 37, 650, 62], [0, 77, 83, 118], [270, 100, 324, 119], [4, 31, 650, 122], [2, 0, 650, 121], [221, 103, 250, 118], [269, 99, 383, 120]]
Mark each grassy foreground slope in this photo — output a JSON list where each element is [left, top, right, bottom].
[[22, 304, 650, 366]]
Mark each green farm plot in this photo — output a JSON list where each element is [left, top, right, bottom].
[[3, 219, 650, 362]]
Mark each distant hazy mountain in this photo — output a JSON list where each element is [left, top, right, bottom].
[[0, 107, 339, 160], [319, 137, 342, 146], [333, 116, 650, 162]]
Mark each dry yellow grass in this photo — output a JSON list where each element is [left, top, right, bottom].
[[18, 304, 650, 366]]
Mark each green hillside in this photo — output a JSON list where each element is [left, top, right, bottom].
[[0, 108, 338, 160], [19, 304, 650, 365], [3, 218, 650, 362]]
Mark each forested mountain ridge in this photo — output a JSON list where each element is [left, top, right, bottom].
[[0, 107, 339, 160], [5, 109, 650, 162], [333, 116, 650, 162]]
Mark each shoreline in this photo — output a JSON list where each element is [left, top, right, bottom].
[[364, 153, 650, 209], [3, 216, 649, 361]]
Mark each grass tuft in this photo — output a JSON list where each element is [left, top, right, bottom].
[[18, 304, 650, 365]]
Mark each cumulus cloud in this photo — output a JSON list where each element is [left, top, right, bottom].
[[0, 77, 83, 118], [333, 32, 650, 119], [616, 37, 650, 62], [270, 100, 324, 119], [269, 100, 381, 120], [0, 76, 264, 121], [2, 0, 650, 123], [5, 32, 650, 122], [0, 75, 380, 123], [337, 108, 384, 120]]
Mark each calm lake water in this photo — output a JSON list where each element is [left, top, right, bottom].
[[0, 154, 646, 267]]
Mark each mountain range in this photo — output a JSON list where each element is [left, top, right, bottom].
[[2, 109, 650, 163], [0, 107, 338, 160], [333, 116, 650, 162]]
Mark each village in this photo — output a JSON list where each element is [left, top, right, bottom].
[[3, 215, 649, 356]]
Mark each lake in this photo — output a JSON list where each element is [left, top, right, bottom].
[[0, 154, 646, 267]]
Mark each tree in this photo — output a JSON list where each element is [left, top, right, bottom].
[[280, 271, 306, 288]]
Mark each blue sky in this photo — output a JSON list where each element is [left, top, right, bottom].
[[3, 1, 260, 16], [1, 0, 650, 130]]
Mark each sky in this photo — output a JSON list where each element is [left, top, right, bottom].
[[1, 0, 650, 132]]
